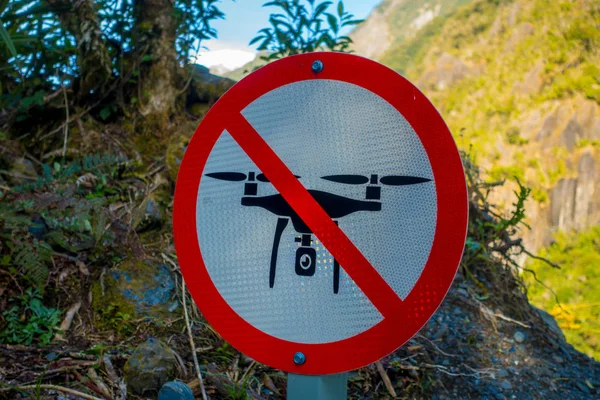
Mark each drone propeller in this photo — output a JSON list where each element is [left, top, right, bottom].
[[321, 175, 369, 184], [206, 172, 301, 182], [205, 172, 247, 181], [322, 174, 431, 186], [256, 173, 301, 182]]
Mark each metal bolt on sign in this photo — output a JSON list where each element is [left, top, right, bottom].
[[293, 352, 306, 365], [312, 60, 324, 73]]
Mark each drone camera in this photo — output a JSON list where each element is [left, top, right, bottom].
[[295, 247, 316, 276]]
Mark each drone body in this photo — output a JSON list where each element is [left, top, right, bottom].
[[205, 171, 432, 293]]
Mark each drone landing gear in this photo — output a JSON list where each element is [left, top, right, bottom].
[[332, 221, 341, 294], [333, 259, 340, 294], [270, 218, 289, 288]]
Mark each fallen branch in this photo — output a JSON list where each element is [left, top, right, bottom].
[[88, 368, 112, 399], [471, 294, 531, 329], [102, 355, 127, 400], [61, 72, 70, 158], [375, 360, 397, 398], [422, 364, 481, 378], [53, 301, 81, 342], [0, 384, 104, 400], [73, 370, 111, 400]]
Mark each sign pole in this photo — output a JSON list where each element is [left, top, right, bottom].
[[287, 373, 348, 400]]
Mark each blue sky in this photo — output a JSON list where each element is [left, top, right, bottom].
[[196, 0, 380, 70]]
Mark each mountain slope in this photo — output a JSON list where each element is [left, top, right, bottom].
[[354, 0, 600, 360], [359, 0, 600, 253], [350, 0, 473, 59]]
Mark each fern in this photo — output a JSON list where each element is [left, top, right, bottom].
[[13, 240, 52, 291], [14, 153, 127, 193]]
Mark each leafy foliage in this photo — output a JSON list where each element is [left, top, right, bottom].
[[0, 0, 225, 123], [250, 0, 362, 61], [11, 239, 53, 290], [462, 151, 533, 279], [0, 288, 61, 345], [174, 0, 224, 61], [526, 227, 600, 360], [0, 153, 128, 292], [13, 153, 127, 193]]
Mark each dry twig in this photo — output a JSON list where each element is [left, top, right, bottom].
[[61, 74, 70, 158], [183, 281, 208, 400]]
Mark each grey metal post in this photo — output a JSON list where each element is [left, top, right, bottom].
[[287, 373, 348, 400]]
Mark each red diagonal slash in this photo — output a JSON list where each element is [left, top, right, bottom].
[[226, 112, 403, 318]]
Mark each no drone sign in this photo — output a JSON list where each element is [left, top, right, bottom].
[[173, 52, 468, 375]]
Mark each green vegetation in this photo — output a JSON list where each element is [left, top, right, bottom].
[[0, 288, 61, 345], [250, 0, 362, 61], [525, 227, 600, 360], [0, 155, 127, 293]]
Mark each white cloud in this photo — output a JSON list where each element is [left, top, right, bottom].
[[194, 48, 256, 72]]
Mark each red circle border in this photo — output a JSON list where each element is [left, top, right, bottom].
[[173, 52, 468, 375]]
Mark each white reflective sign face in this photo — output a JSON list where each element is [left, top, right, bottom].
[[196, 80, 437, 344]]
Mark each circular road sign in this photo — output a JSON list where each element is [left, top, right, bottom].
[[173, 52, 468, 375]]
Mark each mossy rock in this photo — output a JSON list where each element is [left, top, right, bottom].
[[91, 259, 178, 333], [125, 337, 179, 398], [132, 192, 167, 232], [189, 102, 210, 118], [165, 121, 199, 182]]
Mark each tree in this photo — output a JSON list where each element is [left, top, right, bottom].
[[251, 0, 362, 62], [0, 0, 224, 131], [0, 0, 361, 142]]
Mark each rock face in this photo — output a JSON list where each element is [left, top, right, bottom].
[[349, 4, 391, 60], [417, 52, 482, 90], [514, 96, 600, 251], [350, 0, 471, 62], [125, 338, 179, 397]]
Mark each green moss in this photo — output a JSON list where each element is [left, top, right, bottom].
[[91, 259, 178, 337], [91, 270, 137, 336], [506, 128, 528, 145], [548, 159, 567, 186], [165, 121, 197, 181], [531, 188, 548, 204], [575, 139, 600, 149], [488, 165, 525, 182]]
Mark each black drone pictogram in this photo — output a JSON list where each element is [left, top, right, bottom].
[[205, 171, 432, 294]]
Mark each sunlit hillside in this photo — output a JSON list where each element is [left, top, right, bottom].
[[354, 0, 600, 359], [350, 0, 472, 59]]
